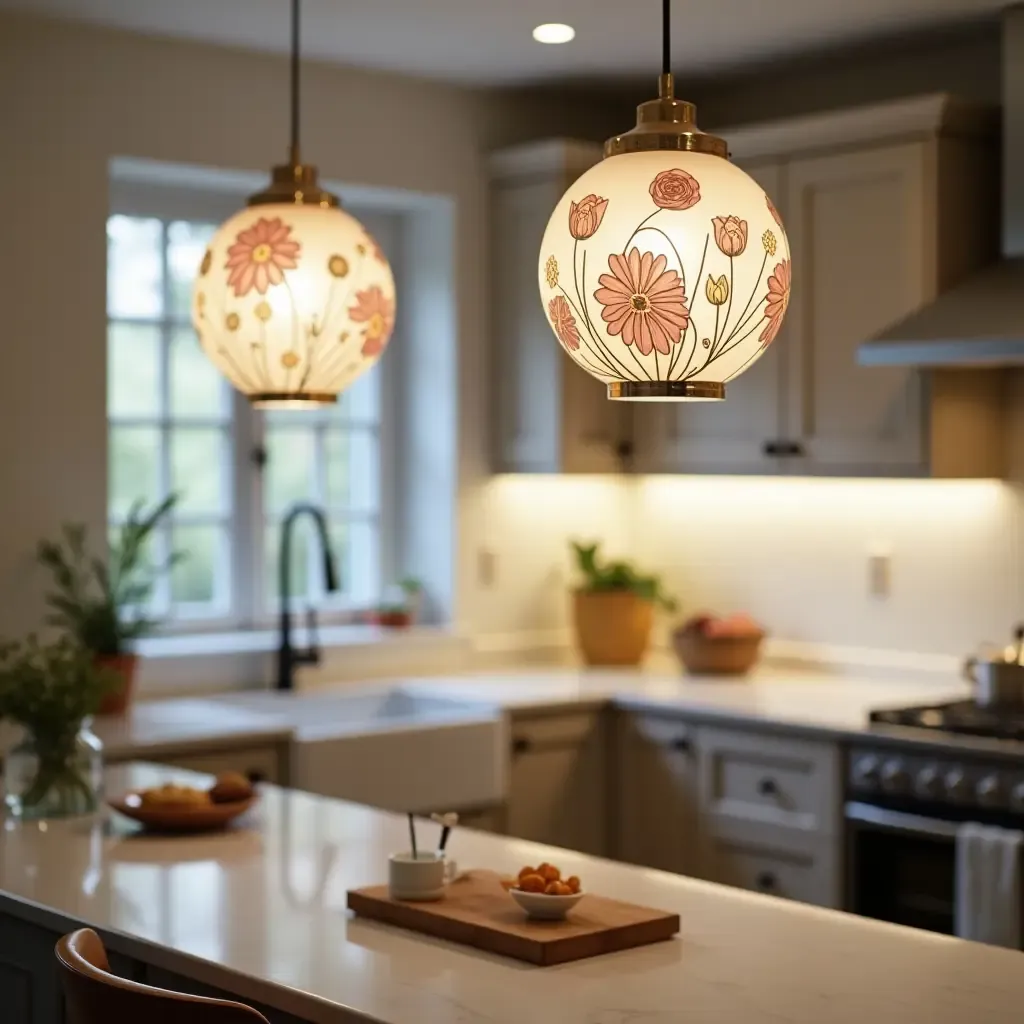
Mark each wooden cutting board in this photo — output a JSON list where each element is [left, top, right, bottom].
[[347, 870, 680, 966]]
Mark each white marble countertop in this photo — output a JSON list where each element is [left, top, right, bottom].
[[90, 699, 293, 759], [91, 666, 990, 764], [1, 762, 1022, 1024]]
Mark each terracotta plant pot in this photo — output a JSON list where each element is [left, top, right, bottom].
[[572, 590, 654, 666], [95, 653, 139, 716]]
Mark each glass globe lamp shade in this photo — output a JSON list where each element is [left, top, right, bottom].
[[538, 90, 790, 401], [192, 200, 396, 408]]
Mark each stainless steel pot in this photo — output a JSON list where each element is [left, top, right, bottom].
[[963, 657, 1024, 706]]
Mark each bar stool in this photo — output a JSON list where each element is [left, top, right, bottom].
[[56, 928, 269, 1024]]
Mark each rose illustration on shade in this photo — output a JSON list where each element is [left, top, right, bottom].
[[595, 248, 689, 356], [705, 274, 729, 306], [548, 295, 581, 351], [225, 217, 301, 297], [649, 169, 701, 211], [349, 285, 395, 357], [712, 215, 748, 257], [760, 259, 791, 347], [568, 194, 609, 239]]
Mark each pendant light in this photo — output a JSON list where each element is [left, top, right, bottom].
[[538, 0, 790, 401], [193, 0, 396, 408]]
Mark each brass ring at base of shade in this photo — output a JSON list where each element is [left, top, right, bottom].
[[606, 380, 726, 401], [248, 392, 339, 408]]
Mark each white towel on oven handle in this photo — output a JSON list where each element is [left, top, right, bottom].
[[955, 821, 1023, 949]]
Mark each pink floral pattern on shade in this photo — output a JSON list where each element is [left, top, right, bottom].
[[349, 285, 395, 357], [712, 215, 748, 257], [568, 194, 609, 239], [766, 193, 783, 228], [595, 248, 689, 356], [760, 259, 791, 347], [649, 169, 701, 210], [548, 295, 581, 351], [225, 217, 301, 297]]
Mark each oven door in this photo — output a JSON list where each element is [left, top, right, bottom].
[[845, 800, 959, 934]]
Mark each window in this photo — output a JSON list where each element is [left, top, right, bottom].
[[106, 199, 393, 630]]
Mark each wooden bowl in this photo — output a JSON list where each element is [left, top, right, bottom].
[[673, 630, 765, 676], [108, 791, 256, 834], [509, 887, 585, 920]]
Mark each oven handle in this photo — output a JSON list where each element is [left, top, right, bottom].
[[844, 801, 960, 840]]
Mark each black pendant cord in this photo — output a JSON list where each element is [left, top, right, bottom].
[[662, 0, 670, 76], [289, 0, 301, 165]]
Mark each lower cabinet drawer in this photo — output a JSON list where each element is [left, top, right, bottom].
[[707, 838, 838, 908]]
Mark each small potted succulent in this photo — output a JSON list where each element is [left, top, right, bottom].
[[0, 636, 116, 819], [570, 541, 676, 666], [36, 496, 180, 715]]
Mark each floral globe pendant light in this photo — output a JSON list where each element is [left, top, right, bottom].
[[538, 1, 790, 401], [193, 0, 395, 408]]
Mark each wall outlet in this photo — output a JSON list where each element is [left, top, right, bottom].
[[867, 550, 891, 599], [477, 548, 497, 589]]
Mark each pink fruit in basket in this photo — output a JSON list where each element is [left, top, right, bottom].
[[706, 613, 763, 638], [680, 613, 714, 636]]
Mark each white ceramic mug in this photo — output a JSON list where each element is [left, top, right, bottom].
[[388, 851, 446, 901]]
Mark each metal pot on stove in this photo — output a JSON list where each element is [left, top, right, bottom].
[[964, 625, 1024, 707]]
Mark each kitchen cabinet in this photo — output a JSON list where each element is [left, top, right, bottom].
[[489, 140, 629, 473], [142, 742, 288, 786], [615, 712, 702, 875], [633, 93, 1004, 478], [697, 724, 842, 908], [506, 710, 608, 856]]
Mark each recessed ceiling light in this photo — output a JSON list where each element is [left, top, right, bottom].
[[532, 23, 575, 44]]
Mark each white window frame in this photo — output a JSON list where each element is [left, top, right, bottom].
[[107, 177, 399, 635]]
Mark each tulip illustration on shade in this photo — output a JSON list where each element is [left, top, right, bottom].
[[568, 194, 609, 239], [705, 274, 729, 306], [712, 215, 748, 257]]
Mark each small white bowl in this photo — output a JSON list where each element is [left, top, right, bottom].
[[509, 887, 585, 920]]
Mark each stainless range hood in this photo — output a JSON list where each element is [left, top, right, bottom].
[[858, 6, 1024, 368]]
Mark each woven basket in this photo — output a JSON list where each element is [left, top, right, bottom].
[[672, 631, 764, 676]]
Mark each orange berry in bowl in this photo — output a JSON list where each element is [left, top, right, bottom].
[[566, 875, 581, 894], [538, 863, 561, 883], [518, 873, 547, 894], [517, 865, 537, 881]]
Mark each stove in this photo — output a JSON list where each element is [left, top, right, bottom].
[[869, 700, 1024, 742]]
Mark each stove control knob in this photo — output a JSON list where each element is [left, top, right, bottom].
[[1010, 782, 1024, 812], [944, 768, 970, 803], [976, 774, 1004, 807], [881, 758, 909, 793], [914, 765, 943, 800], [852, 755, 881, 790]]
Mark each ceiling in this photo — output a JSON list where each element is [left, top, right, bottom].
[[0, 0, 1004, 86]]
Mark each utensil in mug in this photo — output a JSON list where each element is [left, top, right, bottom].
[[388, 851, 446, 901], [963, 657, 1024, 707]]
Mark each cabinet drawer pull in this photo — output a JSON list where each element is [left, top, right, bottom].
[[512, 738, 531, 756], [756, 871, 778, 892], [757, 777, 779, 797], [762, 440, 804, 457], [670, 736, 692, 754]]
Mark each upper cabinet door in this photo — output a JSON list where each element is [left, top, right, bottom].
[[490, 141, 622, 474], [783, 143, 930, 474], [631, 160, 787, 475]]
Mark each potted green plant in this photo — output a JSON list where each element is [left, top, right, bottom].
[[570, 541, 677, 666], [0, 636, 115, 819], [36, 496, 179, 715]]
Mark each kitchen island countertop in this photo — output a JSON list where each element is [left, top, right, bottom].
[[1, 762, 1021, 1024]]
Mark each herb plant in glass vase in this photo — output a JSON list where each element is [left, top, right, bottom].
[[570, 541, 677, 667], [0, 637, 115, 820], [36, 496, 179, 715]]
